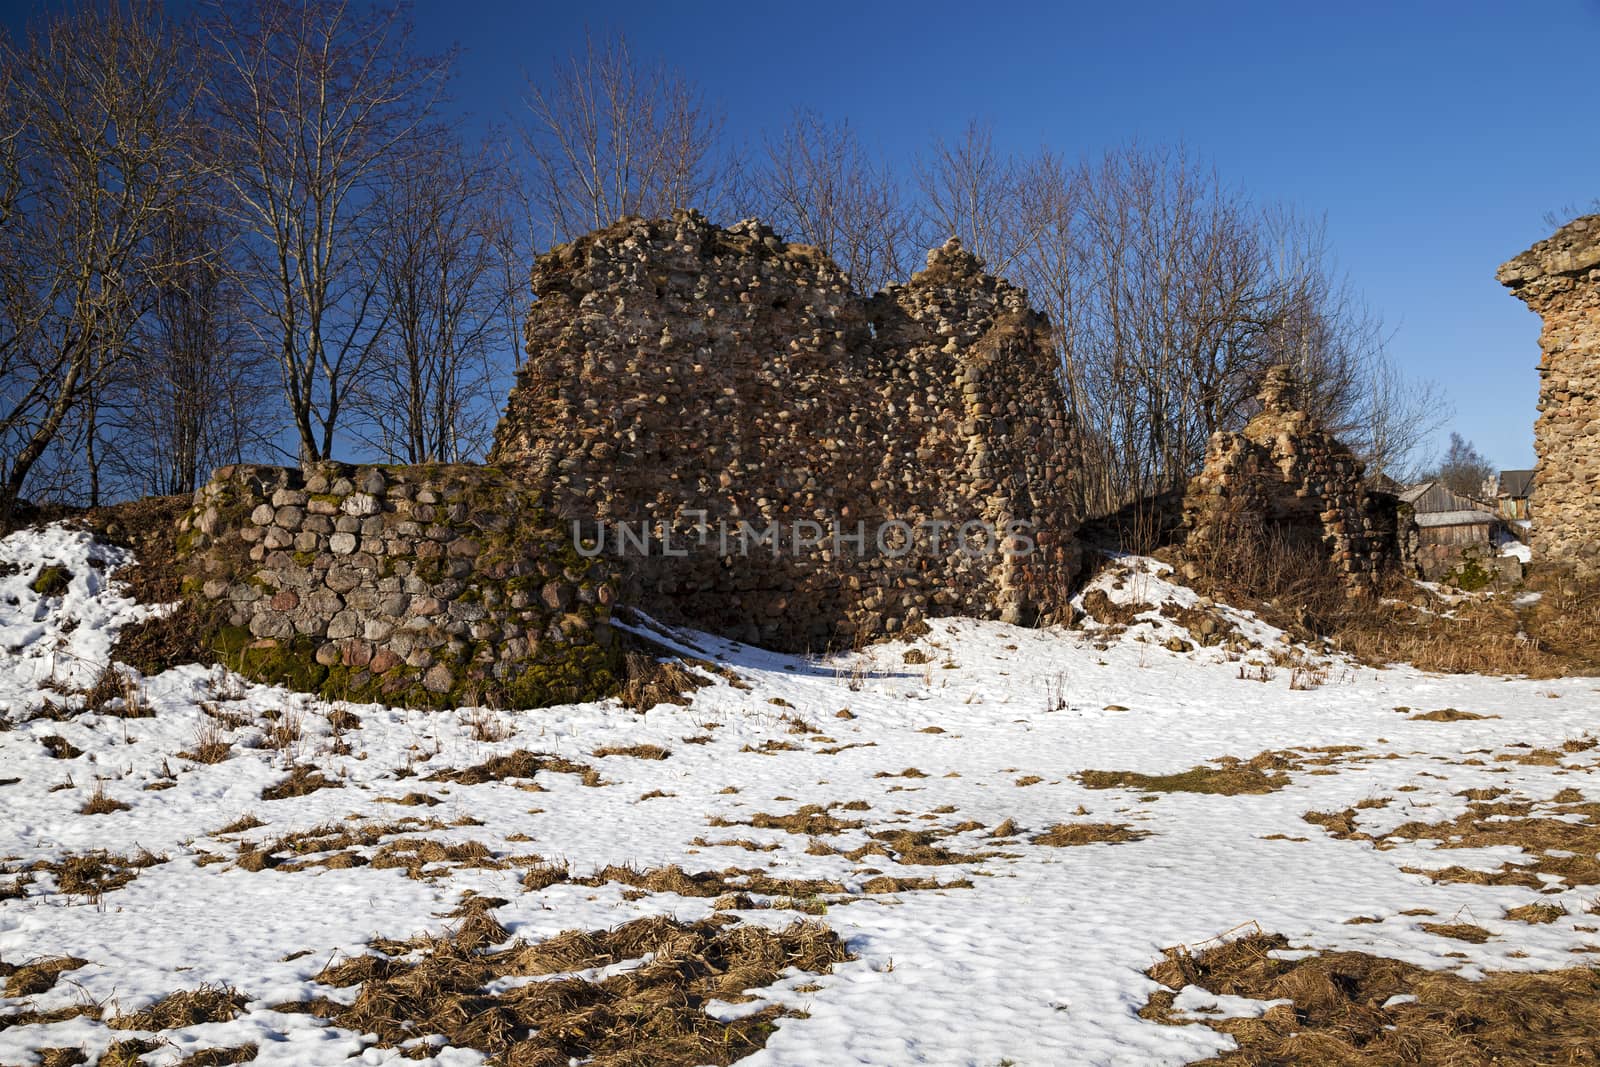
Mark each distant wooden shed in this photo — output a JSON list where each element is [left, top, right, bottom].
[[1400, 481, 1498, 548], [1495, 469, 1534, 521]]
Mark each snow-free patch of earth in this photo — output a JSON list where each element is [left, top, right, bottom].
[[2, 523, 1600, 1065]]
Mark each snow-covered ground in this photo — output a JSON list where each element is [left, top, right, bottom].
[[2, 524, 1599, 1066]]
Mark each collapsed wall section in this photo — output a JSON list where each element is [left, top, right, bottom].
[[179, 462, 620, 708], [1182, 365, 1413, 588], [489, 210, 1079, 651]]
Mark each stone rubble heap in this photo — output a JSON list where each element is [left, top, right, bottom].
[[180, 462, 619, 708], [1499, 213, 1600, 575], [490, 210, 1079, 651], [1182, 365, 1413, 588]]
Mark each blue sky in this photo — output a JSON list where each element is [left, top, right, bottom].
[[7, 0, 1596, 470], [408, 0, 1597, 472]]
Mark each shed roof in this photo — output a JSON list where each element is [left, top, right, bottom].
[[1416, 509, 1498, 528]]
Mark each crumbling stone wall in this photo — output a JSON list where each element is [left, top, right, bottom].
[[179, 463, 619, 708], [490, 210, 1078, 651], [1182, 366, 1413, 588], [1499, 214, 1600, 574]]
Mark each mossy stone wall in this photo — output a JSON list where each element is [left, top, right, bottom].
[[179, 462, 620, 708]]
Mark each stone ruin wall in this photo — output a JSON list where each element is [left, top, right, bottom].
[[1182, 365, 1414, 588], [1499, 214, 1600, 575], [179, 462, 619, 707], [490, 210, 1079, 651]]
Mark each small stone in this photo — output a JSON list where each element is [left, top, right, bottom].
[[369, 649, 401, 673], [250, 504, 276, 526], [329, 532, 358, 555], [315, 643, 342, 666], [344, 493, 380, 517]]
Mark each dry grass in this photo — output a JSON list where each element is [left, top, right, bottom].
[[619, 650, 709, 713], [1078, 751, 1301, 795], [425, 750, 592, 785], [1142, 928, 1600, 1064], [107, 985, 246, 1030], [181, 719, 233, 764], [39, 734, 81, 759], [281, 903, 851, 1066], [711, 804, 865, 836], [1031, 822, 1150, 847], [1306, 788, 1600, 889], [76, 780, 130, 816], [592, 743, 670, 760], [1410, 707, 1496, 722], [4, 955, 87, 996], [259, 764, 342, 801]]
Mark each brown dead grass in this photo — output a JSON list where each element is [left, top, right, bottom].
[[1307, 789, 1600, 889], [426, 750, 592, 785], [1031, 822, 1150, 847], [711, 804, 866, 836], [1410, 707, 1497, 722], [592, 744, 670, 760], [1142, 929, 1600, 1064], [283, 903, 851, 1066], [4, 955, 87, 996], [260, 765, 342, 801], [1078, 751, 1301, 795], [2, 848, 167, 903], [78, 782, 130, 815], [619, 651, 710, 713], [107, 985, 246, 1030]]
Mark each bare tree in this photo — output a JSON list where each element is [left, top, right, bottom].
[[915, 120, 1046, 279], [742, 110, 912, 291], [0, 2, 199, 521], [100, 203, 273, 496], [1356, 353, 1449, 485], [200, 0, 450, 466], [354, 133, 521, 463], [521, 29, 728, 246], [1435, 432, 1495, 499]]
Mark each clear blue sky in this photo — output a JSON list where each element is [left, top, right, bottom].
[[8, 0, 1596, 471]]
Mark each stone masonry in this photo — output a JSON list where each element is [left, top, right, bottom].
[[489, 210, 1079, 651], [1499, 214, 1600, 574], [1182, 365, 1413, 588], [179, 462, 620, 708]]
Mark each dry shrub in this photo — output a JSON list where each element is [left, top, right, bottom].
[[1031, 822, 1149, 847], [181, 719, 232, 764], [282, 907, 851, 1067], [108, 985, 246, 1030], [109, 600, 207, 678], [426, 750, 592, 785], [619, 650, 709, 713], [260, 765, 342, 801], [83, 666, 152, 718], [592, 743, 670, 760], [78, 781, 130, 815], [1142, 929, 1600, 1064], [1078, 751, 1301, 795], [4, 955, 87, 997]]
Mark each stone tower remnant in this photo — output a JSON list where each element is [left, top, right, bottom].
[[1499, 213, 1600, 574]]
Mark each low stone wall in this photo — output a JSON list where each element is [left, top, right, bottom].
[[489, 210, 1079, 651], [1499, 214, 1600, 575], [1183, 366, 1414, 588], [179, 463, 620, 708]]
